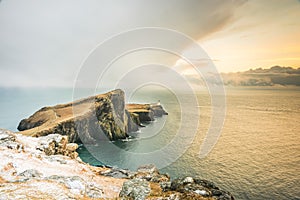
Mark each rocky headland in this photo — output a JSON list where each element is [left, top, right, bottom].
[[0, 89, 234, 199], [17, 89, 168, 143]]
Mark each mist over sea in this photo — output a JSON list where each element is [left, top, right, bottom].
[[0, 87, 299, 199]]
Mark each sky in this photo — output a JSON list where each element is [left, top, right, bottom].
[[0, 0, 299, 87], [201, 0, 300, 72]]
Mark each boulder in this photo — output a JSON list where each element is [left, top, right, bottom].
[[100, 167, 136, 179], [0, 129, 23, 151], [66, 143, 78, 152], [169, 177, 235, 200], [134, 164, 170, 183], [119, 178, 151, 200], [117, 166, 235, 200], [0, 129, 16, 143], [36, 134, 78, 159]]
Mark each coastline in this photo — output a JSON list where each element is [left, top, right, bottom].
[[0, 128, 234, 199], [17, 89, 168, 143], [0, 89, 235, 199]]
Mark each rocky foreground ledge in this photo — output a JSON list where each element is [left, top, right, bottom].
[[17, 89, 168, 143], [0, 129, 234, 200]]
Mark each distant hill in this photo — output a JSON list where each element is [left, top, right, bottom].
[[222, 66, 300, 86]]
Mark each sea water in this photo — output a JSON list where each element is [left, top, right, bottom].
[[0, 87, 299, 199]]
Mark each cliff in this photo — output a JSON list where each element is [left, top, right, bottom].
[[9, 89, 235, 199], [17, 89, 168, 143], [0, 129, 234, 200], [126, 103, 168, 122]]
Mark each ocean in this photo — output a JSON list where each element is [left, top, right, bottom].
[[0, 87, 299, 199]]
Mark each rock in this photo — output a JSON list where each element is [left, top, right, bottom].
[[170, 178, 184, 192], [18, 169, 42, 178], [183, 176, 194, 184], [126, 103, 168, 123], [0, 130, 235, 199], [66, 143, 78, 151], [194, 189, 209, 196], [126, 104, 154, 122], [36, 134, 66, 155], [0, 129, 124, 199], [166, 193, 181, 200], [0, 180, 78, 200], [160, 181, 172, 192], [193, 178, 219, 189], [211, 189, 223, 196], [17, 112, 47, 131], [44, 155, 68, 164], [0, 129, 24, 151], [135, 164, 170, 183], [119, 178, 151, 200], [150, 104, 169, 117], [185, 184, 211, 197], [125, 110, 140, 132], [137, 164, 159, 174], [0, 129, 16, 142], [86, 182, 104, 199], [36, 134, 78, 159], [218, 193, 235, 200], [47, 175, 86, 195], [45, 175, 103, 198], [18, 89, 168, 142], [212, 190, 235, 200], [169, 177, 235, 200], [101, 167, 136, 179]]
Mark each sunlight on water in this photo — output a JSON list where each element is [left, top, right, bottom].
[[79, 87, 300, 199], [0, 87, 299, 199]]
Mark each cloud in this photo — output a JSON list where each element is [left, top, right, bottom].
[[222, 66, 300, 86], [0, 0, 246, 87]]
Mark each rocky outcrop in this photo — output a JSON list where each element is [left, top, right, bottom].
[[0, 129, 234, 200], [116, 164, 235, 200], [36, 134, 79, 159], [0, 128, 124, 199], [135, 164, 170, 183], [17, 89, 168, 143], [126, 103, 168, 122], [167, 177, 235, 200], [100, 164, 170, 183], [119, 178, 151, 200]]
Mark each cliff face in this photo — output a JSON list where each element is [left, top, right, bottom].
[[126, 103, 168, 122], [17, 89, 167, 143]]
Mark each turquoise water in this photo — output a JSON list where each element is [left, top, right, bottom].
[[0, 87, 299, 199]]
